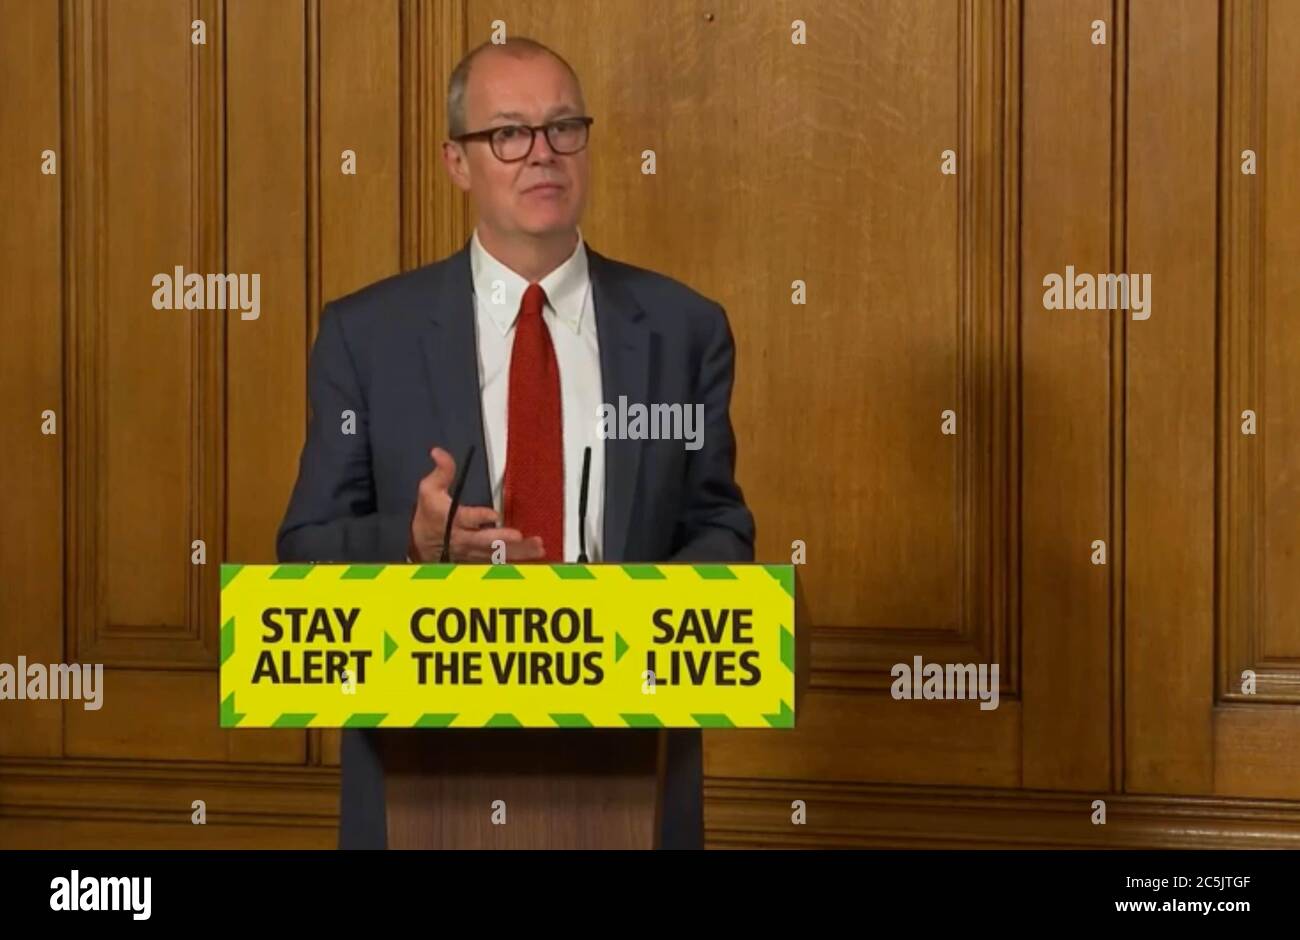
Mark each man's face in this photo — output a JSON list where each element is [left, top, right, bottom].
[[447, 50, 589, 240]]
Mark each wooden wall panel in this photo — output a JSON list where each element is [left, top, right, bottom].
[[319, 0, 402, 316], [469, 0, 1024, 790], [0, 819, 330, 850], [226, 0, 308, 569], [1126, 0, 1300, 802], [706, 780, 1300, 848], [480, 0, 967, 637], [811, 0, 1019, 694], [1260, 0, 1300, 673], [59, 0, 219, 761], [709, 698, 1020, 787], [65, 671, 303, 764], [55, 0, 303, 763], [1217, 0, 1300, 705], [401, 0, 470, 266], [1018, 0, 1114, 792], [0, 758, 336, 849], [225, 0, 319, 767], [1210, 0, 1300, 799], [1125, 0, 1218, 794], [0, 0, 65, 759], [99, 0, 195, 634], [63, 0, 222, 671], [1215, 709, 1300, 797]]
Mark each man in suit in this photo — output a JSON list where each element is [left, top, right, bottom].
[[276, 36, 754, 849]]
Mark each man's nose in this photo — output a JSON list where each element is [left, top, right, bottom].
[[529, 130, 558, 163]]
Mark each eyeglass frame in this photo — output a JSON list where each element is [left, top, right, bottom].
[[451, 116, 595, 162]]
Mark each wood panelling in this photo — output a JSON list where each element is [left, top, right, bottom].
[[1218, 0, 1300, 705], [1212, 2, 1300, 782], [401, 0, 470, 266], [1106, 0, 1129, 796], [1125, 0, 1219, 795], [0, 818, 330, 850], [1258, 0, 1300, 682], [705, 780, 1300, 848], [319, 0, 403, 310], [65, 0, 224, 669], [0, 758, 336, 849], [1214, 707, 1300, 798], [0, 0, 64, 759], [2, 0, 1299, 848], [509, 0, 972, 642], [1127, 0, 1300, 801], [708, 696, 1020, 788], [225, 0, 308, 572], [64, 670, 304, 764], [1018, 0, 1114, 793], [811, 0, 1020, 695], [475, 0, 1025, 789], [220, 0, 316, 769]]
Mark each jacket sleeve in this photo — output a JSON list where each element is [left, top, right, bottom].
[[276, 302, 412, 563], [668, 303, 756, 563]]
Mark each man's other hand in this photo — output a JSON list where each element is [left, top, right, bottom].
[[407, 446, 546, 563]]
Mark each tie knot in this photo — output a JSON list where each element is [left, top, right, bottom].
[[520, 282, 548, 321]]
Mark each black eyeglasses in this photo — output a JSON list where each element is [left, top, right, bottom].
[[453, 116, 594, 163]]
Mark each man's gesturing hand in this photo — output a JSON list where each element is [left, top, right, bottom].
[[407, 447, 545, 563]]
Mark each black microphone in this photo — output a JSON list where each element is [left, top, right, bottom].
[[439, 445, 477, 564], [577, 445, 592, 564]]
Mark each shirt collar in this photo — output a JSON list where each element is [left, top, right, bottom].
[[470, 227, 589, 335]]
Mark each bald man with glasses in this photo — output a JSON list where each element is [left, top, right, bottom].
[[277, 36, 755, 851]]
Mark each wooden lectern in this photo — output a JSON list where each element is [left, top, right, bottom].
[[378, 570, 811, 849]]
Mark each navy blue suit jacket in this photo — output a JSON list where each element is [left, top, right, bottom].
[[276, 241, 755, 848]]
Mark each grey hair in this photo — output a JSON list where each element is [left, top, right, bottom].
[[446, 37, 583, 139]]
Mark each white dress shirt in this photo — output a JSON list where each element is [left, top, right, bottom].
[[469, 228, 605, 562]]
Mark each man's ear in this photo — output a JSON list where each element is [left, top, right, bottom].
[[441, 140, 472, 193]]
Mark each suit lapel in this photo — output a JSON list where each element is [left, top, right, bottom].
[[419, 242, 493, 507], [588, 247, 650, 561]]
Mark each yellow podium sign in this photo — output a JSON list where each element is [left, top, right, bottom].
[[219, 563, 797, 729]]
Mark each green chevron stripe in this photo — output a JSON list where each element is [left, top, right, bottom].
[[551, 564, 595, 579], [550, 713, 593, 727], [220, 692, 244, 728], [383, 631, 398, 662], [220, 617, 235, 666], [622, 564, 665, 579], [343, 713, 387, 728], [621, 713, 664, 728], [483, 565, 523, 580], [272, 713, 316, 727], [763, 700, 794, 728], [220, 564, 243, 590], [485, 713, 523, 727], [764, 564, 795, 597], [271, 564, 314, 580], [614, 632, 629, 663], [342, 564, 385, 579], [414, 713, 458, 727], [780, 625, 795, 672], [692, 713, 735, 728], [693, 564, 736, 579], [411, 564, 455, 579]]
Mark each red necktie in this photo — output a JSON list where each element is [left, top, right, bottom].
[[502, 282, 564, 562]]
